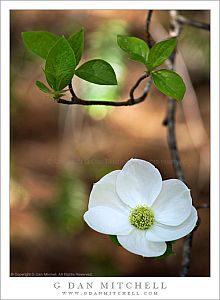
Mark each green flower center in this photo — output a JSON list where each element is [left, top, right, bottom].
[[129, 205, 155, 230]]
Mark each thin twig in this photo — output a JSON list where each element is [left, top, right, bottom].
[[165, 99, 185, 182], [180, 234, 193, 277], [177, 15, 210, 31], [146, 10, 153, 34], [129, 74, 150, 100], [165, 10, 192, 277], [57, 75, 151, 106], [145, 10, 154, 47], [68, 81, 76, 97], [165, 11, 185, 182]]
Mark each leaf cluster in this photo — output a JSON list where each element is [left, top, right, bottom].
[[22, 30, 186, 102], [22, 29, 117, 99], [117, 35, 185, 100]]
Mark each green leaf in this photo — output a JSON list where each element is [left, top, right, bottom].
[[22, 31, 60, 59], [45, 36, 76, 91], [75, 59, 117, 85], [147, 38, 177, 70], [117, 35, 149, 65], [68, 28, 84, 66], [35, 80, 52, 93], [109, 235, 121, 246], [157, 241, 175, 259], [151, 69, 186, 101]]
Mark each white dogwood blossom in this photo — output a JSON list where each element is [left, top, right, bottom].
[[84, 159, 198, 257]]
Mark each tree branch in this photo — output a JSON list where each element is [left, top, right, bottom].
[[145, 10, 154, 47], [176, 14, 210, 31], [165, 10, 210, 277], [165, 99, 185, 182], [165, 10, 190, 277], [68, 81, 76, 97], [179, 233, 193, 276], [146, 10, 153, 34], [57, 74, 152, 106]]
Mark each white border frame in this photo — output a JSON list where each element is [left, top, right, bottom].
[[1, 1, 219, 299]]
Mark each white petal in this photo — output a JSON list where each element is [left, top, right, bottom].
[[117, 229, 167, 257], [84, 206, 133, 235], [146, 206, 198, 242], [152, 179, 192, 226], [89, 170, 129, 213], [116, 159, 162, 208]]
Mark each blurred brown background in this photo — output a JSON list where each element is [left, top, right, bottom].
[[10, 10, 210, 276]]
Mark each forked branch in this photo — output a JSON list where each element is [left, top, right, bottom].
[[57, 74, 152, 106]]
